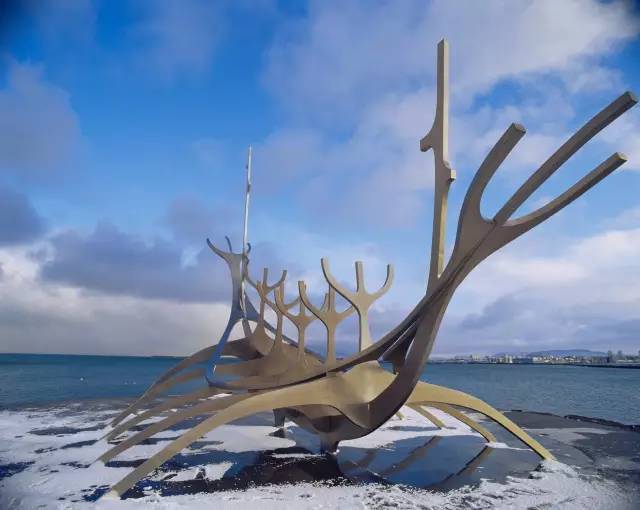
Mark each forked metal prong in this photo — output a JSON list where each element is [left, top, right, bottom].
[[321, 257, 394, 349], [495, 91, 637, 225]]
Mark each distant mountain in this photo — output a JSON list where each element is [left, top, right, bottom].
[[494, 349, 608, 358]]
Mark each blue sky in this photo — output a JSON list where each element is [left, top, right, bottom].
[[0, 0, 639, 357]]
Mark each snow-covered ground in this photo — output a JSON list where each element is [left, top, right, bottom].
[[0, 400, 637, 509]]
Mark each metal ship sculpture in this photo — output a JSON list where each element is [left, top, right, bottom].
[[98, 40, 638, 497]]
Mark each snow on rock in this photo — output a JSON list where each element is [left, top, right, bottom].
[[0, 403, 637, 509]]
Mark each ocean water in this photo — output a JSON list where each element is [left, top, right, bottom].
[[1, 353, 638, 424]]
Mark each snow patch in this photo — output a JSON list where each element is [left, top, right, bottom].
[[1, 405, 637, 509]]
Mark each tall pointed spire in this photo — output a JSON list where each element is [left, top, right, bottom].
[[240, 145, 253, 313], [420, 39, 456, 292]]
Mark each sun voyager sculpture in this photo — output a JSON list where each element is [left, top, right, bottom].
[[98, 40, 637, 498]]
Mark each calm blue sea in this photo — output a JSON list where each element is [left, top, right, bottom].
[[1, 353, 638, 425]]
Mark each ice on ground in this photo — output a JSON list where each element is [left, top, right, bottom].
[[1, 402, 638, 509], [528, 427, 613, 443]]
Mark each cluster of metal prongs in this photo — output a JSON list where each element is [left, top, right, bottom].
[[98, 40, 637, 498]]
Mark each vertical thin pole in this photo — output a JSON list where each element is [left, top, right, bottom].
[[240, 145, 252, 312]]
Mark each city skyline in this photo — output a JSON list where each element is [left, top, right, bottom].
[[434, 348, 640, 367]]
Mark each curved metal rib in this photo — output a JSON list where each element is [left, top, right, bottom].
[[99, 393, 251, 464], [105, 381, 350, 497], [105, 386, 220, 440], [110, 368, 204, 427], [408, 404, 445, 428]]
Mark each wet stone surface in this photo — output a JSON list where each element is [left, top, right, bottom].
[[505, 410, 640, 489], [1, 399, 639, 508], [0, 461, 34, 481], [103, 407, 640, 499]]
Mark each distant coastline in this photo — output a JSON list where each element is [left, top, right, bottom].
[[430, 348, 640, 369], [3, 351, 640, 369], [0, 352, 184, 360], [3, 353, 639, 424], [430, 360, 640, 369]]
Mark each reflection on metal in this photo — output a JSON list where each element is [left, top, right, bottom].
[[432, 445, 494, 490], [100, 40, 638, 498], [379, 436, 443, 477]]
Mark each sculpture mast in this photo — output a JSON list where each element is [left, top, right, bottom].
[[240, 145, 252, 315]]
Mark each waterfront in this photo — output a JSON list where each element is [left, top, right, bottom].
[[2, 353, 639, 425], [436, 349, 640, 367], [420, 363, 640, 425], [2, 354, 639, 509]]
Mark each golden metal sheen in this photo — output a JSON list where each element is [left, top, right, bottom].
[[100, 39, 637, 498]]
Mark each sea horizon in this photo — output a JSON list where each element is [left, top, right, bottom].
[[3, 352, 639, 426]]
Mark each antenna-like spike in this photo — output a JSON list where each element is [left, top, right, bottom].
[[240, 145, 253, 315], [355, 261, 365, 293]]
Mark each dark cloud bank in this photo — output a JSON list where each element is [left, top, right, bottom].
[[41, 222, 231, 303], [0, 187, 46, 245]]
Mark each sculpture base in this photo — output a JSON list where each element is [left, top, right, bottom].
[[2, 399, 638, 508]]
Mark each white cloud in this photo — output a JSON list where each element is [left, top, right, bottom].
[[2, 1, 638, 358], [457, 227, 640, 307], [264, 1, 432, 122], [264, 0, 638, 120], [442, 0, 637, 96], [254, 128, 327, 192], [433, 224, 640, 355], [2, 212, 639, 357], [257, 0, 639, 227], [599, 106, 640, 170], [609, 206, 640, 229], [0, 61, 81, 179], [560, 62, 625, 95], [0, 246, 229, 356], [263, 218, 640, 356]]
